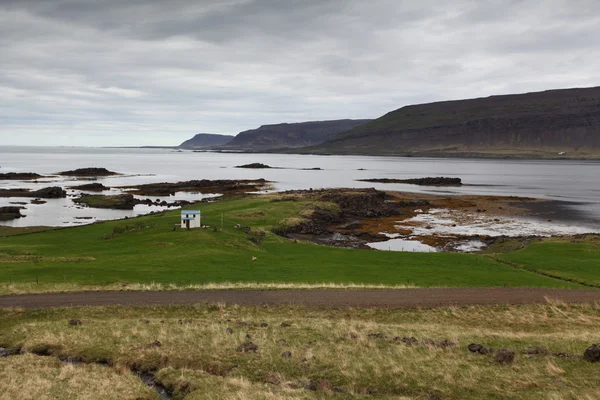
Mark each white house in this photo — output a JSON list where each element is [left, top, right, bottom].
[[181, 210, 201, 229]]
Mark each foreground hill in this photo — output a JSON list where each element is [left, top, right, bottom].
[[219, 119, 371, 151], [307, 86, 600, 158], [178, 133, 234, 149]]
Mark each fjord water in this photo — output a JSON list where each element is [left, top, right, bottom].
[[1, 146, 599, 227]]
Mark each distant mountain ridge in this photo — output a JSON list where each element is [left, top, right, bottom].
[[305, 86, 600, 158], [178, 133, 234, 149], [218, 119, 372, 151]]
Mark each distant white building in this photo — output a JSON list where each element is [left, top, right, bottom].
[[181, 210, 201, 229]]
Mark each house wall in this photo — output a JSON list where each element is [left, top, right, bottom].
[[181, 213, 201, 229]]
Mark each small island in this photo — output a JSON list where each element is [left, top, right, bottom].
[[235, 163, 272, 169], [0, 172, 43, 180], [0, 206, 25, 221], [58, 167, 118, 176], [68, 183, 109, 191], [0, 186, 67, 198]]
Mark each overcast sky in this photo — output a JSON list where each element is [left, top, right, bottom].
[[1, 0, 599, 146]]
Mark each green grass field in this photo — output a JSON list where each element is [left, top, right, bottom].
[[498, 237, 600, 287], [0, 195, 596, 292]]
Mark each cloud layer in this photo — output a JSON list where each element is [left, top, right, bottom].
[[1, 0, 599, 146]]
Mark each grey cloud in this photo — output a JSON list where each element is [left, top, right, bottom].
[[1, 0, 600, 146]]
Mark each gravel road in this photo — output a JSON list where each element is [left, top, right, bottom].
[[1, 288, 599, 309]]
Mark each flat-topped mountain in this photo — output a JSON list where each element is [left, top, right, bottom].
[[178, 133, 234, 149], [306, 86, 600, 158], [219, 119, 372, 151]]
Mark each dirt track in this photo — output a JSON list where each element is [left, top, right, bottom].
[[1, 288, 600, 309]]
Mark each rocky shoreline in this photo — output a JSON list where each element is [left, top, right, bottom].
[[270, 188, 598, 252]]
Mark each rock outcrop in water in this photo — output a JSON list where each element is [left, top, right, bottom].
[[69, 183, 109, 191], [235, 163, 272, 169], [0, 172, 42, 180], [58, 167, 118, 176], [359, 177, 462, 186], [121, 179, 269, 196], [0, 206, 25, 221], [0, 186, 67, 198]]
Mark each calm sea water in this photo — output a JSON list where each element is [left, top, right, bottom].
[[1, 146, 599, 227]]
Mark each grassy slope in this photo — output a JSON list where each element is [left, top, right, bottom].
[[0, 196, 578, 290], [498, 237, 600, 286], [2, 302, 600, 399]]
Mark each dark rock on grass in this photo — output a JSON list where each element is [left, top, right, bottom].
[[235, 163, 271, 169], [437, 339, 456, 348], [584, 344, 600, 362], [304, 381, 318, 391], [225, 328, 233, 334], [146, 341, 161, 349], [280, 322, 292, 327], [68, 319, 82, 326], [281, 351, 292, 358], [495, 349, 515, 364], [236, 341, 258, 353], [468, 343, 484, 353], [245, 334, 252, 339], [554, 352, 580, 358], [397, 337, 418, 345], [404, 337, 419, 345], [0, 206, 25, 221], [260, 322, 268, 327], [69, 182, 109, 191], [468, 343, 494, 354], [0, 346, 22, 357], [368, 332, 387, 339], [524, 346, 549, 356], [0, 172, 42, 180], [58, 167, 118, 176]]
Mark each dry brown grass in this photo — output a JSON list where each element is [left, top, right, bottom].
[[0, 282, 418, 295], [0, 354, 155, 400], [2, 302, 600, 399]]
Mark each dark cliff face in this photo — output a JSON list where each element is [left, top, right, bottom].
[[221, 119, 372, 150], [178, 133, 234, 149], [313, 86, 600, 158]]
